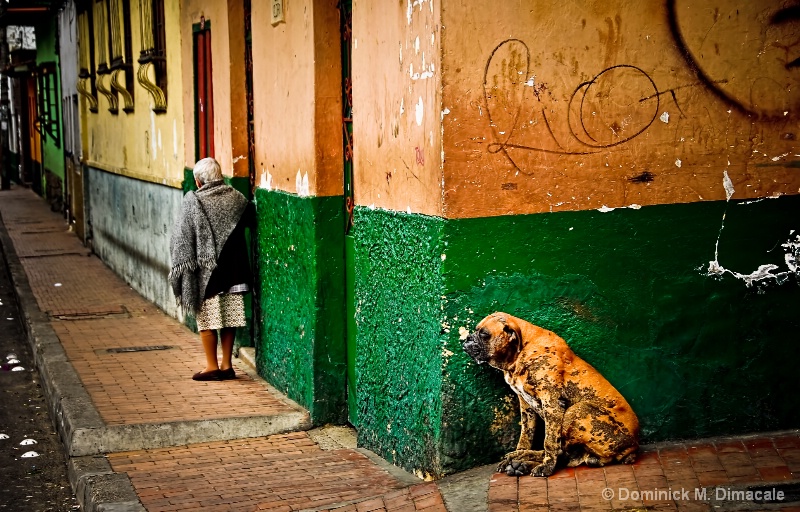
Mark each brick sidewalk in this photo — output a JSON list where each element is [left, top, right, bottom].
[[107, 431, 446, 512], [0, 187, 297, 426], [0, 186, 447, 512], [4, 186, 799, 512], [487, 432, 800, 512]]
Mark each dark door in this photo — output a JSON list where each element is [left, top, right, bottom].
[[193, 22, 214, 160]]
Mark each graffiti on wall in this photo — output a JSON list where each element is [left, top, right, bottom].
[[669, 0, 800, 120], [482, 0, 800, 175]]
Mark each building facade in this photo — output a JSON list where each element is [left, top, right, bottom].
[[4, 0, 798, 480]]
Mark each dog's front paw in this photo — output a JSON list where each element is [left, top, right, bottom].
[[497, 449, 544, 476], [501, 459, 533, 477], [531, 462, 556, 477]]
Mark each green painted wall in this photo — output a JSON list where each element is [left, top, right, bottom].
[[351, 207, 446, 478], [35, 17, 64, 184], [253, 188, 347, 424], [353, 195, 800, 477]]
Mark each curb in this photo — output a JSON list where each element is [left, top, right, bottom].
[[69, 456, 146, 512], [0, 211, 144, 512]]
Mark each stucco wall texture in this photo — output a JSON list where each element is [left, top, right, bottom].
[[441, 0, 800, 217], [87, 168, 183, 318], [81, 0, 185, 187], [254, 188, 347, 425], [352, 195, 800, 477]]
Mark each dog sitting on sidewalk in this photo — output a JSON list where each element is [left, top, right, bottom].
[[462, 312, 639, 477]]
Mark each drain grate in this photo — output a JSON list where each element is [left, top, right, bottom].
[[49, 306, 129, 320], [104, 345, 174, 354]]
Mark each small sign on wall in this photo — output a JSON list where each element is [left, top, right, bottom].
[[271, 0, 285, 26]]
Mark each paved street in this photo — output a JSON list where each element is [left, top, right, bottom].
[[1, 185, 799, 511], [0, 223, 77, 511]]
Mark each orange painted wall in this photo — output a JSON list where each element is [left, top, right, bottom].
[[352, 0, 443, 216], [250, 0, 343, 197], [441, 0, 800, 218]]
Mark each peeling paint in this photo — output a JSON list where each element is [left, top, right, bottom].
[[723, 171, 735, 201], [416, 97, 424, 126], [296, 170, 310, 197], [707, 173, 798, 289], [150, 111, 157, 158], [675, 159, 682, 168], [259, 171, 273, 191], [659, 111, 669, 123]]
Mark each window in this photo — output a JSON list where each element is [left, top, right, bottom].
[[77, 5, 99, 112], [37, 63, 61, 147], [108, 0, 134, 112], [93, 0, 118, 113], [137, 0, 167, 112]]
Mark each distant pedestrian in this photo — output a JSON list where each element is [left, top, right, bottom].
[[169, 157, 254, 381]]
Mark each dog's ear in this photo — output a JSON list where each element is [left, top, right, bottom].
[[494, 318, 521, 365], [503, 324, 517, 343]]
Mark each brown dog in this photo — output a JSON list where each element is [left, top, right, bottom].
[[462, 312, 639, 477]]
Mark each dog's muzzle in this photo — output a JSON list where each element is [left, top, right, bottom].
[[461, 333, 489, 364]]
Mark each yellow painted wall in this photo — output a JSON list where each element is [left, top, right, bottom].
[[250, 0, 343, 197], [441, 0, 800, 218], [82, 1, 186, 187], [352, 0, 442, 216], [181, 0, 249, 178]]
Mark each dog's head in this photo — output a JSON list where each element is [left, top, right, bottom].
[[461, 312, 522, 369]]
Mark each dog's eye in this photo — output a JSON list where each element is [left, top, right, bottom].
[[478, 329, 491, 340]]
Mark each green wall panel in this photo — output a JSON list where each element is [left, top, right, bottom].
[[439, 195, 800, 473], [254, 188, 347, 424], [353, 196, 799, 477], [35, 17, 64, 182], [351, 207, 446, 478]]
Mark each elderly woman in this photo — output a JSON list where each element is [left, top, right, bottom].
[[169, 158, 254, 381]]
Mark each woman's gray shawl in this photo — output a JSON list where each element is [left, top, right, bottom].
[[168, 180, 249, 312]]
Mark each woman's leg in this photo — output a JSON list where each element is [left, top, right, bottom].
[[199, 329, 220, 372], [220, 327, 236, 371]]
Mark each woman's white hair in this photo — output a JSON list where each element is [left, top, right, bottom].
[[193, 157, 223, 185]]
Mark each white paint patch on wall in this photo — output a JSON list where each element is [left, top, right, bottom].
[[660, 112, 669, 123], [723, 170, 735, 200], [259, 170, 273, 191], [705, 172, 798, 289], [296, 170, 310, 197], [416, 97, 424, 126], [150, 111, 157, 158], [708, 233, 800, 288]]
